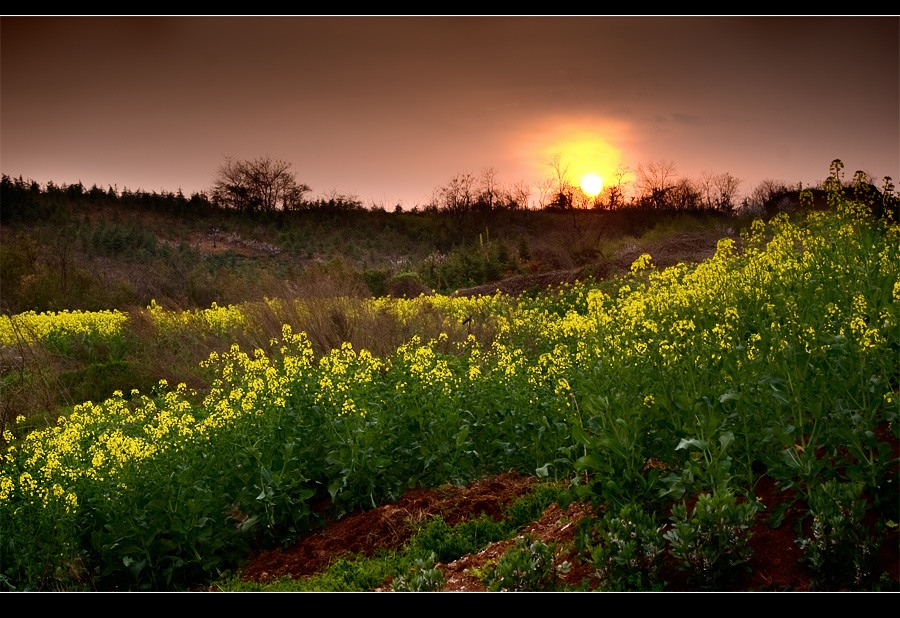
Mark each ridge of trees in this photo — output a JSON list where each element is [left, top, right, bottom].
[[2, 157, 895, 225]]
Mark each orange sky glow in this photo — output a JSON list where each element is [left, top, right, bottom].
[[2, 16, 897, 209]]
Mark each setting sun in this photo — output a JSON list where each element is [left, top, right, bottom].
[[581, 174, 604, 197], [517, 118, 627, 208]]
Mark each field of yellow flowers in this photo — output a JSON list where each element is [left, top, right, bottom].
[[1, 197, 897, 591]]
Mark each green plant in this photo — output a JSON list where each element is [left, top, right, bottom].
[[391, 552, 446, 592], [580, 502, 666, 591], [570, 391, 669, 512], [663, 488, 757, 589], [503, 482, 566, 527], [481, 535, 570, 592], [798, 479, 877, 590], [363, 267, 390, 297], [386, 271, 431, 298], [408, 515, 510, 564], [418, 237, 519, 293]]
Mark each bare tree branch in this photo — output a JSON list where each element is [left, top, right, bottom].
[[212, 156, 310, 213]]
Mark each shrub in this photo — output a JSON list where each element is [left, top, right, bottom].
[[663, 489, 757, 588], [390, 552, 446, 592], [581, 502, 666, 591], [481, 535, 570, 592], [798, 479, 877, 590]]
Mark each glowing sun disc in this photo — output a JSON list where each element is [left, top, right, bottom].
[[581, 174, 604, 197]]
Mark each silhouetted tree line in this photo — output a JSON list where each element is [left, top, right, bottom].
[[0, 174, 220, 224], [4, 156, 894, 226], [0, 174, 359, 225], [426, 158, 748, 215], [424, 169, 529, 218], [297, 193, 366, 214]]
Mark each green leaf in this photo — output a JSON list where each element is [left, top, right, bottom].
[[260, 467, 273, 484], [570, 422, 590, 446], [328, 477, 345, 500], [767, 500, 793, 529], [238, 515, 259, 531], [455, 427, 470, 447], [574, 453, 602, 473], [719, 390, 740, 403], [676, 438, 708, 451], [718, 431, 735, 450]]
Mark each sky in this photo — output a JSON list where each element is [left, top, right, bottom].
[[2, 16, 898, 209]]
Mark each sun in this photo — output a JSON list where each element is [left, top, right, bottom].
[[581, 173, 604, 197]]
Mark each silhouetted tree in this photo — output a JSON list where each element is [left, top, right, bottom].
[[535, 177, 555, 209], [699, 171, 742, 212], [478, 167, 500, 211], [508, 180, 531, 210], [211, 156, 310, 213], [304, 190, 364, 213], [546, 154, 576, 210], [598, 166, 632, 210], [669, 177, 701, 210], [434, 172, 477, 216], [713, 172, 741, 212], [743, 178, 790, 216], [636, 159, 677, 209]]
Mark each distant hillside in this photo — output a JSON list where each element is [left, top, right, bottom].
[[2, 174, 894, 316]]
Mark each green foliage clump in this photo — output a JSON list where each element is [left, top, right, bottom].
[[481, 535, 570, 592], [213, 482, 564, 592], [363, 268, 390, 297], [663, 489, 757, 589], [503, 482, 566, 528], [386, 271, 432, 298], [391, 552, 446, 592], [419, 236, 519, 293], [579, 502, 666, 591], [408, 514, 510, 564], [799, 479, 878, 590]]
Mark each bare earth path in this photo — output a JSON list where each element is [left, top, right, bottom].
[[234, 469, 899, 591]]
